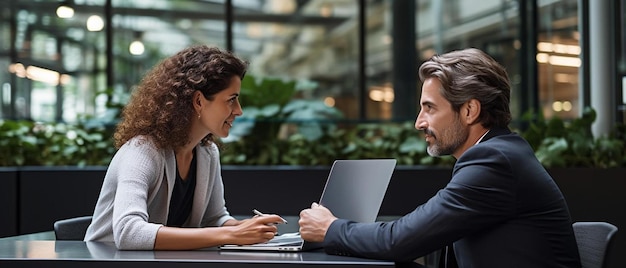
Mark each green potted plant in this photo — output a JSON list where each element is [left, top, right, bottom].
[[220, 74, 343, 165], [521, 107, 625, 168]]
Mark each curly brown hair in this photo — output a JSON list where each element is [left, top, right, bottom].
[[114, 45, 248, 150]]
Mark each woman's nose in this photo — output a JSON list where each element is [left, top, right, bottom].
[[234, 101, 243, 116]]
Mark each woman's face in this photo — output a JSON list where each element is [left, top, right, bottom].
[[197, 76, 243, 138]]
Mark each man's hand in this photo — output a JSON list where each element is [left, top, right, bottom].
[[298, 202, 338, 242]]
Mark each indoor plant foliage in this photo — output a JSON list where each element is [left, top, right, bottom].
[[0, 74, 624, 168], [220, 121, 455, 166], [220, 74, 344, 165], [520, 107, 625, 168], [0, 120, 114, 166], [218, 75, 452, 166]]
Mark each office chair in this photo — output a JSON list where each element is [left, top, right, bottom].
[[53, 215, 93, 240], [572, 221, 618, 268]]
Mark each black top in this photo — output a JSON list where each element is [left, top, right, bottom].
[[167, 149, 197, 227]]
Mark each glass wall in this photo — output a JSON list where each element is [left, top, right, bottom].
[[0, 0, 622, 129], [232, 0, 361, 119], [414, 0, 523, 120], [2, 0, 108, 122], [0, 3, 11, 119], [109, 0, 227, 122], [365, 1, 404, 120], [537, 0, 580, 119]]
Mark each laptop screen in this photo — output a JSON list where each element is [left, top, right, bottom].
[[318, 159, 397, 223], [219, 159, 397, 252]]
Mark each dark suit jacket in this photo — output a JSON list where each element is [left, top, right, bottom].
[[322, 127, 581, 268]]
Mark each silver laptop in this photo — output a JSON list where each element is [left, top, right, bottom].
[[219, 159, 397, 252]]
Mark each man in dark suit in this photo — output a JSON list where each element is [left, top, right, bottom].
[[298, 48, 581, 267]]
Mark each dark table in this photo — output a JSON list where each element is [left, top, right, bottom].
[[0, 231, 397, 268]]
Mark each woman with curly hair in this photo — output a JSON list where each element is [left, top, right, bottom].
[[84, 45, 284, 250]]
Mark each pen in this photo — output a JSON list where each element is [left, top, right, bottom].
[[253, 209, 288, 224]]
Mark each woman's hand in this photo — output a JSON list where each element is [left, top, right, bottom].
[[154, 214, 286, 250], [226, 214, 285, 245]]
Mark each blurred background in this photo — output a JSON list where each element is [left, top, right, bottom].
[[3, 0, 623, 122], [0, 0, 624, 166]]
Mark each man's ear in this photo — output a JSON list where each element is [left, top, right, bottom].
[[463, 99, 481, 125]]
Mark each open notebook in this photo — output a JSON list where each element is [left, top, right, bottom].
[[219, 159, 397, 252]]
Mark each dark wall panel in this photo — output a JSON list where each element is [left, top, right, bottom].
[[7, 166, 624, 268], [18, 167, 106, 234], [0, 168, 18, 238]]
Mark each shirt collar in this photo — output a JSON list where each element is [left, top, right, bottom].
[[475, 129, 490, 145]]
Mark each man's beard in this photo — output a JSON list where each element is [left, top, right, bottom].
[[426, 117, 467, 157]]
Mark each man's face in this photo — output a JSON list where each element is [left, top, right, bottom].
[[414, 78, 468, 157]]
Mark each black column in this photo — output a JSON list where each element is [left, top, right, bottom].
[[391, 0, 417, 120], [579, 0, 590, 109], [518, 0, 538, 122], [225, 0, 233, 51], [55, 38, 63, 122], [8, 0, 17, 119], [358, 0, 366, 120], [105, 0, 113, 98]]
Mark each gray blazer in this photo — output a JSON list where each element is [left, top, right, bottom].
[[322, 127, 581, 267], [84, 136, 234, 249]]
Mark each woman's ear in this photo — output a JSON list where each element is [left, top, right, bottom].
[[191, 90, 204, 118], [193, 91, 204, 110]]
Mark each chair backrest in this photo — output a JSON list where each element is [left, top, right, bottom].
[[573, 221, 618, 268], [53, 215, 93, 240]]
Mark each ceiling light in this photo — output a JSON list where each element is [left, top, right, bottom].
[[26, 65, 61, 85], [548, 55, 581, 67], [129, 31, 145, 55], [537, 42, 580, 55], [86, 15, 104, 32], [56, 0, 74, 19], [324, 97, 335, 107]]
